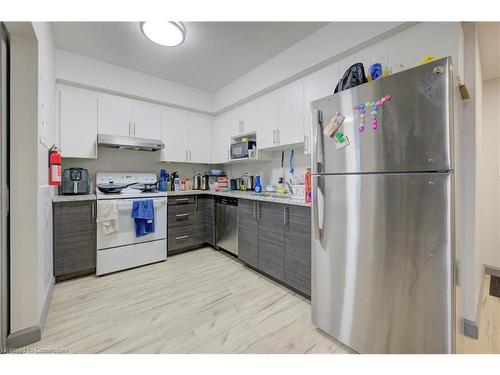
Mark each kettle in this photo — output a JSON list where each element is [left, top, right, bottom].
[[201, 174, 209, 190], [193, 174, 201, 190], [242, 175, 255, 191]]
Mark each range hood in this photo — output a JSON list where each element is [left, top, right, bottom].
[[97, 134, 165, 152]]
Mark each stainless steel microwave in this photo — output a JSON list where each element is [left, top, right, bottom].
[[230, 140, 256, 159]]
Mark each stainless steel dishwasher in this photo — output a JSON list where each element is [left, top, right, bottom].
[[215, 196, 238, 255]]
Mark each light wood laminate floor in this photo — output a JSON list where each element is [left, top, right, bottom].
[[28, 247, 348, 354]]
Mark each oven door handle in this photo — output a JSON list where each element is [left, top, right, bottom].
[[100, 198, 167, 210]]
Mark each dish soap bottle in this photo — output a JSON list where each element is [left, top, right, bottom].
[[255, 175, 263, 193]]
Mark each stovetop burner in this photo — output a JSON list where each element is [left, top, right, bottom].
[[95, 172, 167, 200]]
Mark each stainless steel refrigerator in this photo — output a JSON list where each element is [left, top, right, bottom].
[[311, 57, 454, 354]]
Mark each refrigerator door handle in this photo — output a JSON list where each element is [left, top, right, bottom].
[[313, 109, 325, 174], [313, 175, 325, 239]]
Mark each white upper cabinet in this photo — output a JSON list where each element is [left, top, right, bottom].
[[276, 80, 304, 147], [256, 81, 304, 150], [58, 85, 98, 159], [212, 112, 232, 163], [98, 94, 161, 139], [256, 91, 278, 150], [98, 94, 132, 136], [303, 64, 339, 154], [131, 100, 161, 139], [231, 101, 257, 136], [160, 108, 188, 162], [160, 107, 212, 163], [188, 114, 212, 163]]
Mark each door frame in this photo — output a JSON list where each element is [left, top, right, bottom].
[[0, 22, 10, 350]]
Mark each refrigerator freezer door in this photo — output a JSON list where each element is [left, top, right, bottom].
[[312, 57, 453, 175], [312, 172, 454, 353]]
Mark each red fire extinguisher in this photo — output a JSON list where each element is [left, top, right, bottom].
[[49, 145, 62, 186]]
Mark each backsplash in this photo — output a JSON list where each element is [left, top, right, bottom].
[[61, 146, 311, 191], [224, 148, 311, 188], [61, 148, 213, 190]]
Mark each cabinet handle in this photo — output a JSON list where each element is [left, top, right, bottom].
[[272, 130, 276, 144], [195, 196, 199, 210], [176, 213, 189, 218], [133, 122, 136, 136], [304, 134, 308, 153], [241, 120, 244, 133], [283, 206, 288, 225], [189, 150, 192, 161], [128, 122, 132, 136], [176, 235, 189, 240], [176, 198, 189, 202], [94, 140, 97, 158], [277, 129, 280, 144], [185, 150, 188, 161], [91, 202, 95, 222], [253, 201, 256, 219]]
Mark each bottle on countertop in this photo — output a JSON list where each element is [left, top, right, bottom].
[[170, 171, 179, 191], [174, 177, 180, 192], [254, 175, 263, 193], [158, 169, 168, 192], [305, 168, 312, 205]]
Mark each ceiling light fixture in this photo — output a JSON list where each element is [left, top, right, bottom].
[[140, 21, 186, 47]]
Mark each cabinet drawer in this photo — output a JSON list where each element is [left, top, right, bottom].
[[168, 195, 196, 205], [168, 226, 194, 253], [168, 204, 195, 228]]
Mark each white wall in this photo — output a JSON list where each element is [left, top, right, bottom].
[[7, 22, 56, 336], [32, 22, 56, 324], [458, 22, 483, 324], [8, 27, 39, 333], [481, 79, 500, 269], [56, 49, 214, 113]]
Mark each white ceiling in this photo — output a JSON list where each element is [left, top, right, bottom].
[[51, 22, 328, 92], [478, 22, 500, 81]]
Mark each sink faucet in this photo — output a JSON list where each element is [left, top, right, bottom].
[[283, 181, 293, 195]]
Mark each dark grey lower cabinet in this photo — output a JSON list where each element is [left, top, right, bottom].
[[237, 199, 258, 268], [284, 205, 311, 296], [258, 202, 285, 282], [53, 200, 96, 282], [237, 200, 311, 297], [168, 194, 214, 255], [194, 196, 214, 246]]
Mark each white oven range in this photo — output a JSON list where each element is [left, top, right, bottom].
[[95, 172, 167, 276]]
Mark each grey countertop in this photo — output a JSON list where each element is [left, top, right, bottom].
[[167, 190, 310, 207], [52, 193, 96, 203], [52, 190, 309, 207]]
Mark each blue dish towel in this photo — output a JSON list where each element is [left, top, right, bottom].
[[131, 199, 155, 237]]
